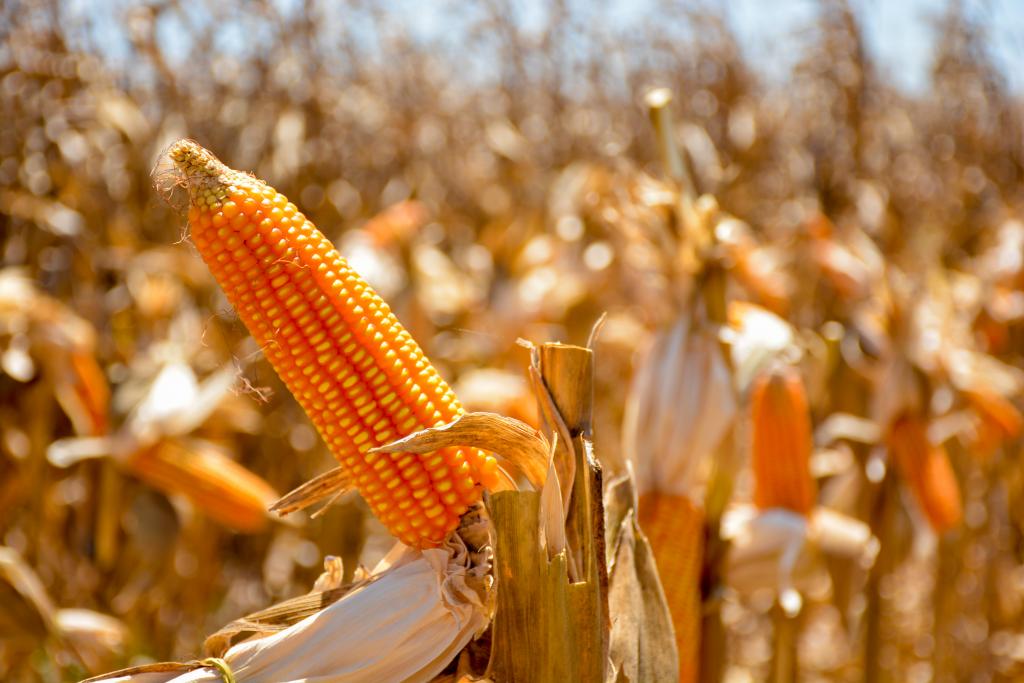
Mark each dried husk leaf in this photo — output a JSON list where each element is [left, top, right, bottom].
[[721, 506, 818, 601], [636, 492, 700, 683], [55, 608, 128, 673], [721, 504, 875, 603], [606, 506, 680, 683], [270, 466, 353, 517], [623, 314, 737, 499], [370, 411, 549, 490], [724, 301, 798, 394], [87, 536, 489, 683]]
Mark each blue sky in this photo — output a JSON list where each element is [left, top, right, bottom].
[[72, 0, 1024, 93], [727, 0, 1024, 92]]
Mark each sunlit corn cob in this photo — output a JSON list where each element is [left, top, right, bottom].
[[749, 366, 817, 516], [167, 140, 500, 547], [63, 350, 111, 436], [962, 387, 1019, 456], [124, 439, 278, 533], [886, 414, 962, 533], [639, 492, 703, 683]]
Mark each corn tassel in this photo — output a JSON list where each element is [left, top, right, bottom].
[[124, 439, 278, 533], [167, 140, 499, 547], [750, 366, 817, 516], [886, 414, 962, 533], [639, 492, 703, 683]]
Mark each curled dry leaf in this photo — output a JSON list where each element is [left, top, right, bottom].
[[270, 466, 352, 517], [815, 413, 881, 447], [370, 411, 549, 491], [0, 547, 127, 672]]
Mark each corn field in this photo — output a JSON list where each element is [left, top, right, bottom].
[[1, 1, 1023, 681]]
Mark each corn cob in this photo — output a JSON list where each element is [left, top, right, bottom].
[[124, 439, 278, 533], [886, 414, 962, 533], [961, 388, 1022, 459], [639, 492, 703, 683], [749, 366, 816, 516], [167, 140, 500, 547]]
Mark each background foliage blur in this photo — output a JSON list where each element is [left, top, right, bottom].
[[1, 0, 1023, 681]]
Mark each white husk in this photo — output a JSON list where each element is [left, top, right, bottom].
[[722, 302, 797, 394], [623, 314, 737, 498], [90, 536, 489, 683], [721, 504, 875, 603]]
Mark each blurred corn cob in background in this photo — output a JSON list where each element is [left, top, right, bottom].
[[635, 489, 705, 682], [0, 269, 110, 438], [623, 296, 738, 683], [123, 438, 277, 533], [750, 366, 817, 516], [47, 350, 280, 535], [885, 413, 962, 533], [167, 140, 500, 547]]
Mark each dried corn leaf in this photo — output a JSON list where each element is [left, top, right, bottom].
[[604, 472, 679, 683], [371, 411, 549, 490], [270, 466, 353, 517]]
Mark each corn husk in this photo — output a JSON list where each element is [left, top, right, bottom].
[[623, 314, 736, 499], [85, 534, 490, 683], [605, 470, 680, 683], [721, 504, 875, 609], [723, 301, 798, 395], [622, 309, 736, 682], [637, 492, 702, 683]]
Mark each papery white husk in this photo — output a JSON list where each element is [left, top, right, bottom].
[[91, 535, 489, 683], [623, 314, 737, 498], [721, 504, 875, 604], [723, 302, 798, 394]]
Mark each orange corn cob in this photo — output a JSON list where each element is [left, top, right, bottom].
[[962, 388, 1022, 460], [124, 439, 278, 533], [58, 350, 110, 436], [167, 140, 499, 547], [886, 414, 962, 533], [750, 366, 817, 516], [639, 493, 703, 683]]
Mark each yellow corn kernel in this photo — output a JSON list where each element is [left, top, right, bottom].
[[167, 140, 499, 547]]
